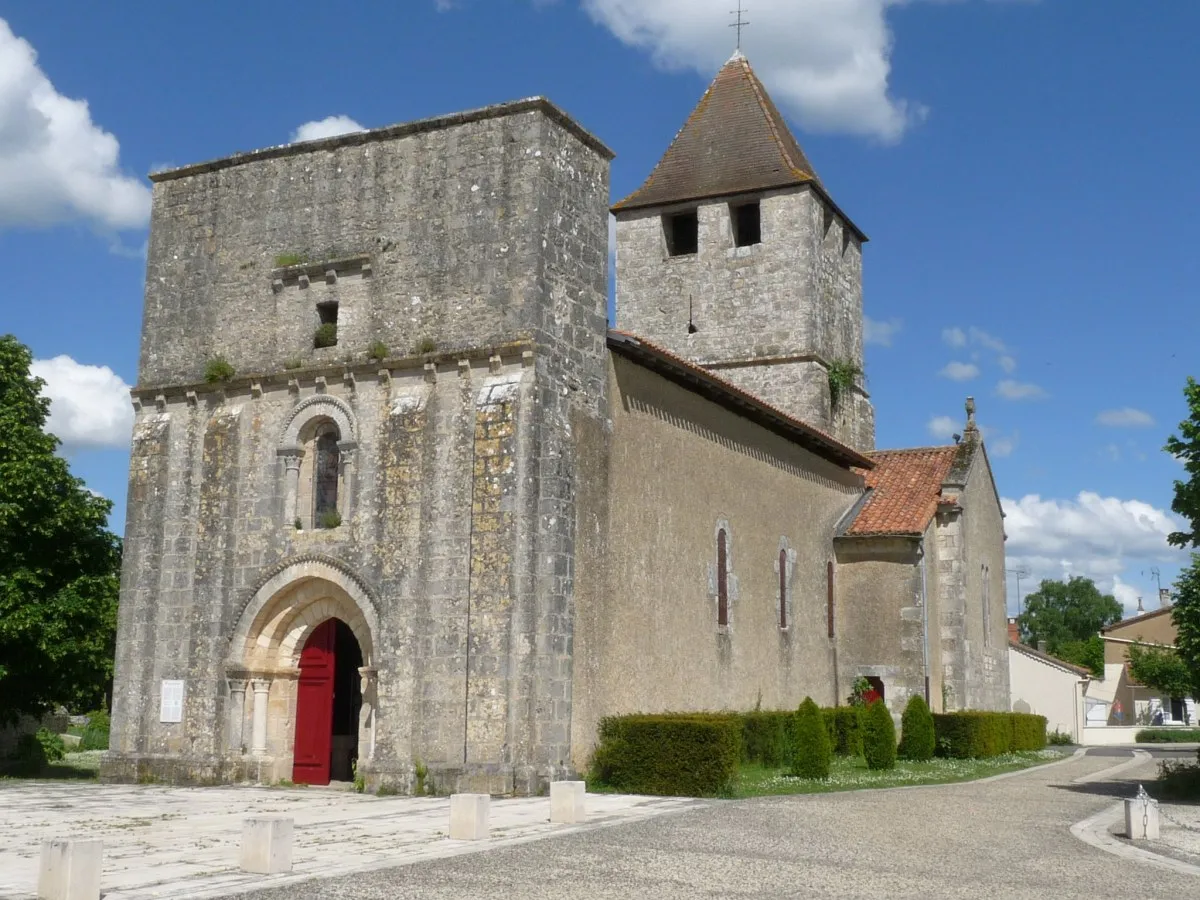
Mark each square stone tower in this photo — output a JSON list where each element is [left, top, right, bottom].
[[613, 52, 875, 451]]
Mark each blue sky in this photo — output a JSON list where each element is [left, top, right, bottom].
[[1, 0, 1195, 615]]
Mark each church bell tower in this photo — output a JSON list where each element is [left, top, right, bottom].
[[612, 52, 875, 451]]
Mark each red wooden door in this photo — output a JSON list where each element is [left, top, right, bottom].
[[293, 619, 336, 785]]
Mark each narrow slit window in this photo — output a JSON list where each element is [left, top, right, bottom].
[[665, 210, 699, 257], [732, 201, 761, 247], [779, 549, 788, 630], [827, 561, 835, 639], [982, 565, 990, 647], [717, 529, 729, 627], [315, 302, 339, 348], [314, 426, 340, 526]]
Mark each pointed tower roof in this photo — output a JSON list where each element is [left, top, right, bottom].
[[613, 52, 837, 218]]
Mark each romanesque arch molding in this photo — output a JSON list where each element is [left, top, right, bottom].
[[279, 394, 357, 448], [228, 555, 380, 670]]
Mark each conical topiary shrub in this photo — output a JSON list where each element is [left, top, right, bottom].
[[897, 695, 936, 761], [790, 697, 832, 779], [862, 699, 897, 770]]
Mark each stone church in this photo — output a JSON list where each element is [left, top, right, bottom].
[[104, 53, 1009, 794]]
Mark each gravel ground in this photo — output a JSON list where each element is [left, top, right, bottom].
[[237, 752, 1198, 900]]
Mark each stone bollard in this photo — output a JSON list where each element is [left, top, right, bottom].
[[550, 781, 587, 825], [449, 793, 490, 840], [38, 839, 102, 900], [1125, 785, 1161, 840], [240, 817, 294, 874]]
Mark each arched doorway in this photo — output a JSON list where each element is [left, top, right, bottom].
[[293, 618, 364, 785]]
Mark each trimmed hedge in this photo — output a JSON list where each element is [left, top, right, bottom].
[[742, 710, 793, 767], [823, 707, 863, 757], [592, 714, 742, 796], [933, 712, 1047, 758], [862, 700, 897, 770], [898, 696, 935, 761], [790, 698, 831, 779], [1136, 728, 1200, 743]]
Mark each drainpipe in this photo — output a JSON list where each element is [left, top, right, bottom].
[[919, 539, 931, 707]]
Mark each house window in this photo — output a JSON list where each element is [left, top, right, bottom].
[[665, 210, 699, 257], [315, 301, 339, 348], [732, 201, 761, 247], [314, 424, 340, 527], [827, 561, 835, 639], [717, 528, 729, 627], [779, 549, 788, 630]]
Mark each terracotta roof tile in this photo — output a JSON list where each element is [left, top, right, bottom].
[[845, 446, 961, 536], [612, 53, 820, 212]]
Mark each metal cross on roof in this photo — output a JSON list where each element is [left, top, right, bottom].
[[729, 1, 749, 50]]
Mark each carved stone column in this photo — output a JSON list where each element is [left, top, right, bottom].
[[278, 446, 303, 526], [227, 678, 248, 754], [357, 666, 378, 761], [250, 679, 272, 755], [338, 441, 358, 524]]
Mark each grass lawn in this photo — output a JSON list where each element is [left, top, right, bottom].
[[733, 749, 1070, 798], [0, 750, 102, 782]]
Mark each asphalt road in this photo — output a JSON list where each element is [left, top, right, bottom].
[[236, 751, 1198, 900]]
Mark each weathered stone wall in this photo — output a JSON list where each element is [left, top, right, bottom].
[[833, 535, 928, 715], [569, 353, 862, 769], [106, 100, 612, 794], [613, 186, 874, 449]]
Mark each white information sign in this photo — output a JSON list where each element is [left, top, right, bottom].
[[160, 679, 185, 723]]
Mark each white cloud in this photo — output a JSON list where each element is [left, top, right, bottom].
[[928, 415, 957, 440], [996, 379, 1047, 400], [1003, 492, 1187, 615], [290, 115, 365, 144], [941, 327, 967, 348], [0, 18, 150, 231], [968, 326, 1007, 354], [940, 361, 980, 382], [29, 355, 133, 451], [989, 433, 1017, 458], [1097, 407, 1155, 428], [580, 0, 943, 141], [864, 316, 901, 347], [998, 355, 1017, 374]]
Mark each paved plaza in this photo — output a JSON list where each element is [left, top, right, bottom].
[[1, 751, 1198, 899]]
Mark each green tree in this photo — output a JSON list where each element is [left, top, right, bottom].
[[0, 335, 121, 722], [861, 700, 896, 771], [1166, 379, 1200, 701], [1016, 576, 1123, 652], [1054, 636, 1106, 678], [897, 695, 935, 761], [789, 697, 831, 779], [1128, 644, 1194, 720]]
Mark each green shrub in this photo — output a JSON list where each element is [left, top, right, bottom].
[[862, 700, 896, 770], [204, 356, 235, 384], [591, 713, 741, 797], [1048, 729, 1074, 746], [317, 509, 342, 529], [80, 710, 110, 751], [314, 323, 338, 348], [897, 696, 936, 761], [741, 710, 792, 767], [933, 711, 1046, 758], [367, 340, 389, 362], [822, 706, 863, 756], [1010, 713, 1048, 751], [1137, 728, 1200, 744], [1157, 756, 1200, 801], [36, 728, 66, 763], [790, 698, 831, 779]]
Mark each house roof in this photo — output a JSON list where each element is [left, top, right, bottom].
[[606, 330, 874, 471], [842, 446, 962, 536], [611, 53, 865, 239], [1008, 641, 1092, 678], [1101, 606, 1175, 634]]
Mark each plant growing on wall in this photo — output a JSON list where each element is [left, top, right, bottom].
[[314, 324, 338, 349], [317, 509, 342, 530], [274, 253, 309, 268], [204, 356, 235, 384], [415, 337, 437, 355], [827, 359, 862, 411], [367, 341, 389, 362]]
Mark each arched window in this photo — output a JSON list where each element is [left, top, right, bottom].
[[314, 424, 340, 527], [717, 529, 729, 627], [779, 549, 788, 630]]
